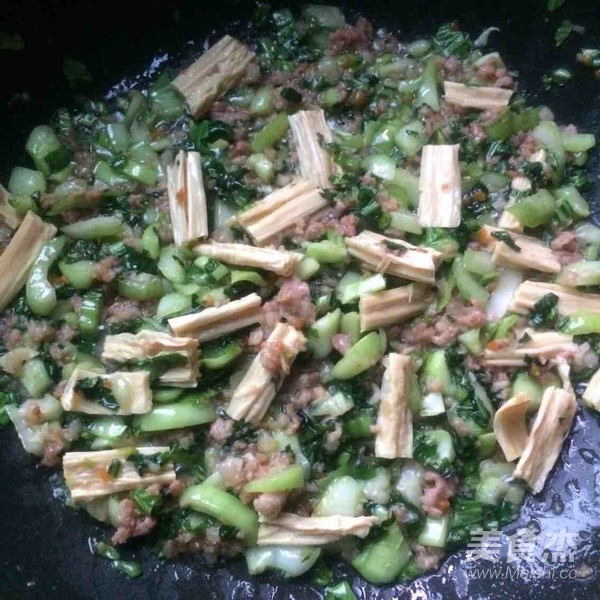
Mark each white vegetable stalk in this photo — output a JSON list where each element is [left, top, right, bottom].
[[583, 368, 600, 412], [0, 183, 21, 229], [61, 368, 152, 415], [63, 447, 175, 501], [172, 35, 256, 117], [483, 329, 579, 367], [443, 81, 513, 110], [288, 110, 335, 188], [102, 331, 199, 387], [375, 354, 414, 459], [168, 293, 262, 342], [167, 151, 208, 246], [235, 179, 328, 245], [417, 145, 461, 228], [486, 268, 522, 321], [493, 392, 530, 462], [514, 386, 576, 493], [359, 284, 428, 331], [498, 205, 524, 233], [194, 240, 303, 277], [227, 323, 306, 423], [345, 231, 441, 284], [480, 225, 560, 274], [0, 211, 56, 311], [510, 280, 600, 315], [257, 513, 378, 546]]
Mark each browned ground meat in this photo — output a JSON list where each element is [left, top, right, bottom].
[[397, 299, 486, 347], [252, 491, 288, 517], [49, 342, 76, 366], [218, 451, 292, 495], [511, 132, 540, 160], [210, 102, 251, 124], [293, 202, 358, 241], [55, 324, 78, 343], [112, 498, 157, 545], [92, 257, 120, 283], [26, 321, 56, 346], [476, 57, 515, 88], [328, 18, 373, 55], [421, 471, 455, 517], [278, 370, 325, 408], [2, 327, 24, 350], [262, 278, 316, 331], [230, 140, 251, 158], [168, 479, 186, 498], [260, 339, 286, 373], [0, 222, 13, 250], [550, 230, 582, 265], [104, 298, 152, 323], [41, 440, 65, 467], [331, 333, 352, 355], [209, 417, 234, 442], [411, 543, 446, 571], [162, 528, 243, 560]]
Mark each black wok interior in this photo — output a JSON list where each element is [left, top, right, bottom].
[[0, 0, 598, 598]]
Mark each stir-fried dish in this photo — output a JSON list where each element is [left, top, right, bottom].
[[1, 5, 599, 585]]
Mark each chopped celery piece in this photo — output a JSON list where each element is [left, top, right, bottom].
[[26, 125, 62, 175], [307, 309, 341, 359], [420, 392, 446, 417], [352, 523, 412, 584], [417, 515, 449, 548], [296, 257, 320, 281], [415, 59, 440, 111], [556, 261, 600, 287], [180, 484, 259, 544], [452, 257, 489, 305], [338, 273, 386, 305], [251, 113, 290, 153], [247, 153, 274, 184], [464, 250, 495, 276], [532, 121, 565, 176], [363, 154, 396, 181], [340, 312, 360, 345], [329, 331, 385, 380], [117, 273, 164, 300], [553, 186, 590, 219], [246, 545, 321, 578], [135, 400, 216, 432], [158, 246, 186, 282], [562, 132, 595, 153], [392, 168, 420, 206], [202, 342, 243, 369], [306, 240, 348, 264], [311, 391, 354, 418], [388, 210, 423, 234], [511, 372, 543, 412], [156, 293, 192, 320], [19, 358, 53, 397], [480, 172, 510, 192], [62, 216, 124, 240], [422, 349, 452, 394], [395, 120, 426, 157], [560, 311, 600, 335], [506, 189, 556, 227], [314, 476, 363, 517], [78, 290, 103, 336], [458, 328, 483, 355], [244, 464, 305, 494], [8, 166, 46, 196]]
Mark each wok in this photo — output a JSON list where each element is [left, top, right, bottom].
[[0, 0, 598, 598]]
